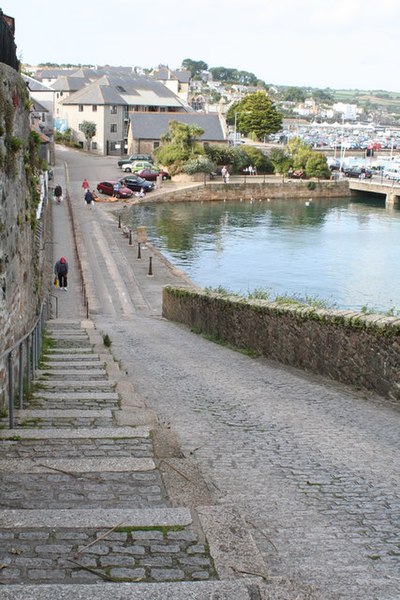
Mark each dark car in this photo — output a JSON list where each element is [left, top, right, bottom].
[[97, 181, 133, 199], [136, 168, 171, 181], [119, 176, 154, 193], [117, 154, 153, 168], [343, 167, 373, 179]]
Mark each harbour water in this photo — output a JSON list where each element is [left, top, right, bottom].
[[129, 195, 400, 313]]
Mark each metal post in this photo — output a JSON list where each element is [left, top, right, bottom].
[[86, 299, 89, 319], [8, 352, 14, 429], [35, 325, 40, 370], [148, 256, 153, 276], [129, 229, 132, 246], [26, 337, 31, 393], [31, 331, 36, 380], [18, 343, 24, 409], [118, 214, 121, 228], [137, 242, 141, 259]]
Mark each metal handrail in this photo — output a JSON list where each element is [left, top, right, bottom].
[[0, 297, 51, 429]]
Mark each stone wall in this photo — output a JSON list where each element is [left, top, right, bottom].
[[0, 63, 52, 406], [139, 179, 350, 205], [162, 287, 400, 402]]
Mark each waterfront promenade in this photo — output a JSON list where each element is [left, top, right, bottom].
[[0, 147, 399, 599]]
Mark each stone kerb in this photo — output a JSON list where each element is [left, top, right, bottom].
[[162, 286, 400, 402]]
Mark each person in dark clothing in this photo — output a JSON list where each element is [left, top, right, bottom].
[[85, 189, 93, 208], [54, 256, 69, 290], [54, 185, 63, 204]]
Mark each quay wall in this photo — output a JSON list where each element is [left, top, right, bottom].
[[162, 287, 400, 402], [138, 179, 350, 204]]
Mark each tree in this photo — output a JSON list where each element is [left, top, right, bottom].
[[210, 67, 259, 86], [226, 92, 282, 141], [155, 120, 205, 174], [181, 59, 208, 79], [269, 148, 291, 175], [80, 121, 96, 150], [282, 87, 306, 103], [305, 153, 331, 179]]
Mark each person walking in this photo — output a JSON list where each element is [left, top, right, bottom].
[[82, 178, 90, 194], [54, 256, 69, 291], [221, 166, 228, 184], [84, 189, 94, 208], [54, 184, 63, 204]]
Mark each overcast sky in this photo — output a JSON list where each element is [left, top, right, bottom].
[[5, 0, 399, 92]]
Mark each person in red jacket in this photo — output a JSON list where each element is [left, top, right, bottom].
[[54, 256, 69, 291]]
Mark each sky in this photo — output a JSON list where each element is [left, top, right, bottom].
[[4, 0, 400, 92]]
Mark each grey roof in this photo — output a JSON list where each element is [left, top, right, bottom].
[[34, 68, 77, 80], [152, 67, 191, 84], [22, 74, 54, 92], [129, 112, 226, 142], [51, 76, 91, 92], [31, 98, 48, 113], [62, 74, 187, 108]]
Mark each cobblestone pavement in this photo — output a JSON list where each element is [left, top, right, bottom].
[[60, 147, 399, 599], [3, 150, 397, 599], [0, 321, 219, 590]]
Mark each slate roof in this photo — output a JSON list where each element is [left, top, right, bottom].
[[34, 68, 77, 80], [51, 76, 91, 92], [61, 74, 187, 108], [129, 112, 226, 142], [152, 67, 191, 84], [22, 74, 54, 92]]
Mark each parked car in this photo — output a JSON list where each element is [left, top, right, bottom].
[[289, 169, 305, 179], [384, 168, 400, 181], [96, 181, 133, 199], [343, 166, 373, 179], [119, 176, 154, 193], [117, 154, 153, 168], [136, 168, 171, 181], [121, 160, 154, 173]]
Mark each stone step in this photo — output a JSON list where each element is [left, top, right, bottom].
[[38, 369, 107, 379], [50, 348, 93, 354], [43, 355, 101, 362], [0, 581, 259, 600], [34, 381, 116, 391], [0, 427, 150, 440], [0, 508, 222, 589], [0, 457, 155, 473], [41, 362, 104, 370], [9, 409, 114, 429], [31, 392, 119, 402], [0, 428, 153, 460]]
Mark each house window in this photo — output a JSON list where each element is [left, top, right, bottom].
[[78, 105, 83, 112], [110, 105, 117, 114], [92, 105, 97, 112], [92, 141, 97, 150], [110, 124, 117, 133], [153, 142, 160, 150]]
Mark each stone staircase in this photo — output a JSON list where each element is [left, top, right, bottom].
[[0, 319, 267, 599]]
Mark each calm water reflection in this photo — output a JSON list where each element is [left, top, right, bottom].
[[129, 196, 400, 312]]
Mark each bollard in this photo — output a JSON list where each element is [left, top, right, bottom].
[[129, 229, 132, 246], [137, 242, 141, 259], [148, 256, 153, 276], [118, 214, 121, 228]]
